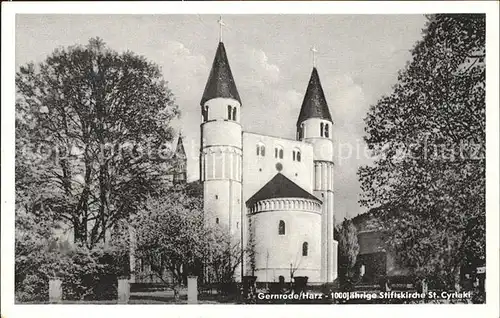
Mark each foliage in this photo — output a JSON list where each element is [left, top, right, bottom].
[[133, 185, 244, 298], [60, 244, 128, 301], [15, 210, 63, 302], [204, 224, 243, 287], [133, 187, 204, 287], [15, 37, 179, 248], [358, 14, 485, 290], [334, 219, 360, 285], [15, 210, 129, 302]]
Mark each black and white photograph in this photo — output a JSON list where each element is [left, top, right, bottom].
[[1, 2, 499, 317]]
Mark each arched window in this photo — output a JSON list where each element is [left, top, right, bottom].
[[232, 107, 237, 121], [320, 122, 324, 137], [292, 149, 301, 162], [257, 143, 265, 157], [216, 218, 219, 224], [324, 123, 329, 138], [227, 105, 232, 120], [302, 242, 308, 256], [275, 146, 284, 159], [278, 220, 285, 235]]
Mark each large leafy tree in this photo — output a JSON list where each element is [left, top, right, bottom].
[[358, 14, 485, 290], [133, 187, 243, 299], [16, 37, 179, 248]]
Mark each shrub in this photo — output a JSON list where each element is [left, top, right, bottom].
[[15, 241, 128, 302], [15, 274, 49, 303], [61, 245, 128, 301]]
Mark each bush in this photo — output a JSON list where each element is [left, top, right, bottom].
[[15, 274, 49, 303], [15, 242, 128, 302], [61, 246, 128, 301], [15, 212, 130, 302]]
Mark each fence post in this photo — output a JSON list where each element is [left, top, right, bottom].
[[117, 277, 130, 304], [49, 278, 62, 304], [332, 240, 338, 281], [187, 276, 198, 304]]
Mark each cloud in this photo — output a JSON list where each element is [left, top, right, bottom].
[[327, 74, 367, 130], [159, 41, 208, 97], [236, 45, 281, 88]]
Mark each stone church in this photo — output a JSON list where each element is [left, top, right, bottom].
[[199, 39, 338, 283]]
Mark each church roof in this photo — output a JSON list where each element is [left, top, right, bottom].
[[174, 134, 186, 158], [246, 173, 321, 207], [297, 67, 332, 125], [200, 42, 241, 106]]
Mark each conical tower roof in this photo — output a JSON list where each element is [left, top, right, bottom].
[[246, 173, 321, 207], [296, 67, 332, 125], [200, 42, 241, 106], [174, 134, 186, 158]]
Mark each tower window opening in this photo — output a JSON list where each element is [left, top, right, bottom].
[[279, 149, 283, 159], [320, 122, 324, 137], [232, 107, 237, 121], [256, 145, 260, 156], [298, 125, 304, 140], [236, 222, 239, 229], [227, 105, 232, 120], [275, 148, 278, 158], [215, 195, 219, 200], [278, 220, 285, 235], [297, 151, 301, 162], [292, 151, 296, 161], [216, 218, 219, 224], [302, 242, 308, 256], [324, 123, 330, 138], [204, 106, 209, 122]]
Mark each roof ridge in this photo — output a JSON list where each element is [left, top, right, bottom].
[[246, 173, 321, 207]]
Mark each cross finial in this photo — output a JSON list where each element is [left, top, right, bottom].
[[217, 16, 226, 42], [310, 46, 318, 68]]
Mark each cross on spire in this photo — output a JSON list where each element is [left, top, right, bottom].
[[310, 46, 318, 68], [217, 16, 226, 42]]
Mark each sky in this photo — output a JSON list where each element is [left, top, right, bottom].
[[15, 14, 428, 219]]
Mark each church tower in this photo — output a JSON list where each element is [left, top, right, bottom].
[[296, 63, 337, 282], [172, 133, 187, 185], [199, 38, 243, 279]]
